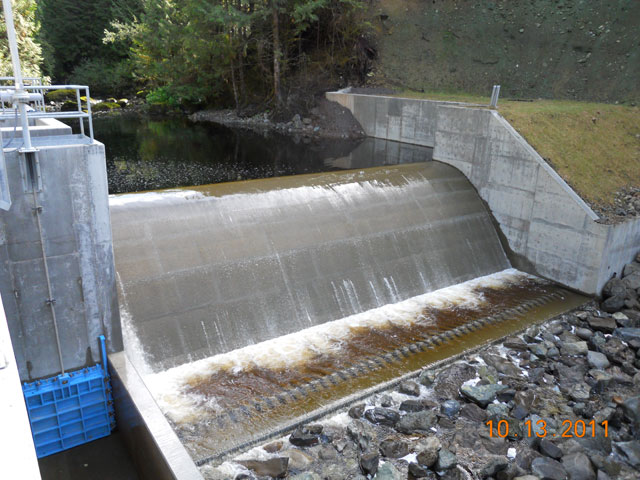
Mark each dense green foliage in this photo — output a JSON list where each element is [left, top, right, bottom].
[[34, 0, 370, 108], [36, 0, 142, 95], [0, 0, 43, 79]]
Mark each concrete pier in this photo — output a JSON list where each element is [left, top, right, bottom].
[[0, 132, 122, 381]]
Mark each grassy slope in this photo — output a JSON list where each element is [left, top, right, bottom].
[[394, 90, 640, 210]]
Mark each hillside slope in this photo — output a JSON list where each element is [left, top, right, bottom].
[[370, 0, 639, 103]]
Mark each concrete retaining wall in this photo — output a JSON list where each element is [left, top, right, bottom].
[[327, 91, 640, 295]]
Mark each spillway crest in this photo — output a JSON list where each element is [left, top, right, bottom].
[[110, 162, 510, 372]]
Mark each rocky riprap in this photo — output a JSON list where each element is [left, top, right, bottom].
[[203, 254, 640, 480]]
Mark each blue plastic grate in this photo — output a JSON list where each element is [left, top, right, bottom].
[[22, 336, 115, 458]]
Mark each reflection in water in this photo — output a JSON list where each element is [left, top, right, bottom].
[[91, 114, 433, 193]]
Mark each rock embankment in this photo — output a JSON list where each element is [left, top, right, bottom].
[[205, 254, 640, 480]]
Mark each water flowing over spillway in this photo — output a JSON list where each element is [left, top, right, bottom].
[[110, 162, 510, 373]]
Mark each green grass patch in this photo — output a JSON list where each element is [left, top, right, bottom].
[[394, 90, 640, 209]]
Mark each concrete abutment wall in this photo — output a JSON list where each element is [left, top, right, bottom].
[[327, 91, 640, 295]]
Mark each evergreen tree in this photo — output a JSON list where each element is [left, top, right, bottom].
[[0, 0, 44, 79]]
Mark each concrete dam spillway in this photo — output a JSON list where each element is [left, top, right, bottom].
[[110, 161, 510, 373]]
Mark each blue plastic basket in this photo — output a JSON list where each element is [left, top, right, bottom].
[[22, 336, 115, 458]]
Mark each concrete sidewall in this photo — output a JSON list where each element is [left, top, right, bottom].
[[327, 91, 640, 295]]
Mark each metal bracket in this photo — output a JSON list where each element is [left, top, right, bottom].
[[45, 298, 56, 306]]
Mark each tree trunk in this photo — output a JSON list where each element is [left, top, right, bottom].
[[272, 1, 282, 108]]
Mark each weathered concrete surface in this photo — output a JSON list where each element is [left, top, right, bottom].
[[326, 91, 640, 295], [0, 135, 122, 381], [0, 117, 72, 138], [110, 162, 510, 371]]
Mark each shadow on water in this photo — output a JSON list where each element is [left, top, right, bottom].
[[87, 114, 433, 193]]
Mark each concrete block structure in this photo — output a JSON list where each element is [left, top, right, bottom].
[[0, 131, 122, 381], [327, 91, 640, 295]]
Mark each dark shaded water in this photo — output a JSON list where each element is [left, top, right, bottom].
[[89, 114, 433, 193]]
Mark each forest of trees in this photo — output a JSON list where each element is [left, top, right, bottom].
[[9, 0, 373, 111]]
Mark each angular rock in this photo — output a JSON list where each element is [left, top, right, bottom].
[[238, 457, 288, 478], [482, 353, 522, 377], [530, 343, 548, 358], [347, 420, 374, 451], [621, 395, 640, 427], [569, 382, 592, 402], [460, 402, 488, 422], [601, 296, 625, 313], [289, 427, 320, 447], [435, 449, 457, 471], [379, 436, 409, 459], [418, 369, 436, 387], [602, 277, 626, 299], [615, 440, 640, 468], [283, 449, 314, 470], [460, 383, 509, 408], [505, 336, 529, 351], [587, 351, 610, 370], [398, 380, 421, 397], [441, 399, 461, 418], [359, 450, 379, 476], [416, 436, 441, 467], [601, 337, 634, 365], [364, 407, 400, 427], [587, 317, 617, 334], [399, 399, 428, 412], [348, 403, 365, 419], [395, 410, 437, 434], [562, 452, 595, 480], [487, 402, 510, 419], [372, 462, 402, 480], [408, 463, 429, 478], [433, 363, 476, 398], [480, 455, 509, 478], [561, 341, 589, 356], [613, 327, 640, 343], [531, 457, 567, 480], [512, 403, 529, 420], [539, 439, 563, 460]]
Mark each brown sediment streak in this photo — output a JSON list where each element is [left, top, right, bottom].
[[183, 277, 561, 410]]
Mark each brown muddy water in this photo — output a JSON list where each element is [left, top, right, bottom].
[[156, 276, 588, 465]]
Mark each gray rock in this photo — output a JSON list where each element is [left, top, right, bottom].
[[530, 343, 548, 358], [587, 317, 617, 334], [399, 399, 428, 412], [416, 436, 441, 467], [433, 363, 477, 398], [398, 380, 421, 397], [601, 295, 625, 313], [364, 407, 400, 427], [418, 369, 436, 386], [482, 353, 522, 377], [614, 440, 640, 468], [441, 399, 461, 418], [289, 427, 320, 447], [576, 425, 611, 454], [460, 402, 488, 422], [613, 327, 640, 343], [480, 455, 509, 478], [435, 448, 457, 470], [359, 450, 379, 476], [602, 277, 626, 299], [512, 403, 529, 420], [238, 457, 288, 478], [587, 351, 610, 369], [505, 336, 529, 351], [561, 341, 588, 356], [531, 457, 567, 480], [290, 474, 321, 480], [347, 420, 374, 451], [349, 403, 365, 419], [514, 476, 542, 480], [408, 463, 430, 478], [372, 462, 402, 480], [621, 395, 640, 427], [562, 452, 595, 480], [379, 436, 409, 459], [487, 402, 510, 419], [601, 337, 634, 364], [576, 328, 594, 340], [479, 364, 500, 384], [283, 449, 314, 470], [539, 439, 563, 460], [461, 383, 509, 407], [569, 382, 591, 402], [395, 410, 437, 434]]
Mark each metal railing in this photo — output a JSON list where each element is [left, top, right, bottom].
[[0, 82, 94, 141]]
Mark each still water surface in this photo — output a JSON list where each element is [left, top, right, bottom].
[[90, 114, 432, 193]]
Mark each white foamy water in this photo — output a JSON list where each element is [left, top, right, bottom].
[[141, 268, 534, 423], [109, 189, 205, 207]]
